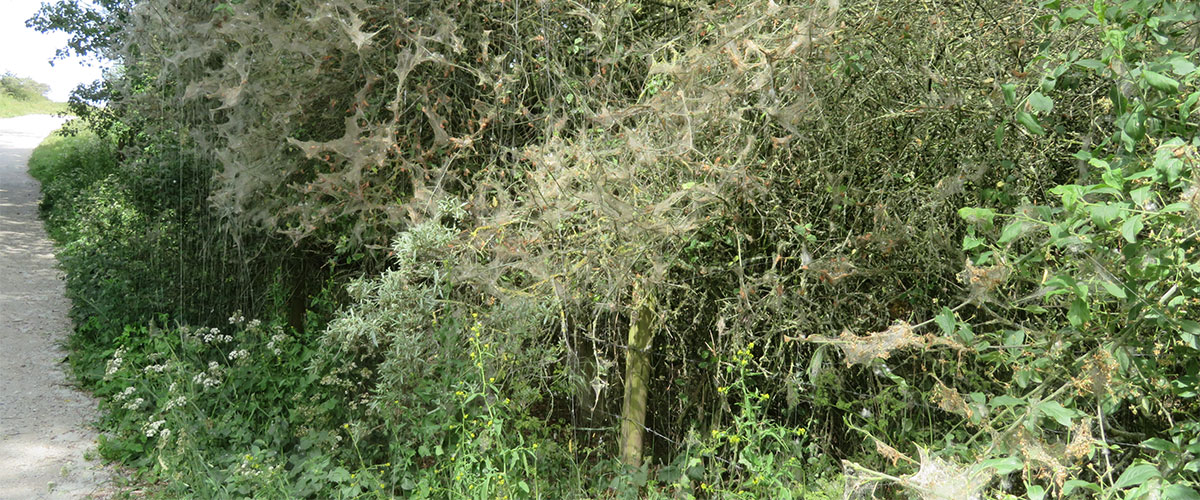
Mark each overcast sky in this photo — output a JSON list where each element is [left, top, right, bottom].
[[1, 0, 110, 102]]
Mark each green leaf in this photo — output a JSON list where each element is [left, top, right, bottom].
[[1099, 279, 1127, 299], [1074, 59, 1105, 70], [963, 234, 985, 250], [989, 395, 1026, 408], [978, 455, 1024, 475], [1142, 437, 1178, 452], [1122, 111, 1146, 143], [329, 467, 352, 482], [1182, 92, 1199, 121], [1165, 485, 1200, 500], [1061, 7, 1088, 21], [808, 345, 826, 384], [957, 207, 997, 225], [1017, 111, 1046, 136], [1131, 186, 1153, 206], [1168, 57, 1197, 76], [1003, 83, 1017, 107], [1028, 91, 1054, 114], [1050, 184, 1085, 211], [1121, 214, 1144, 243], [1143, 70, 1180, 93], [1161, 202, 1192, 213], [1003, 329, 1026, 348], [1064, 480, 1102, 495], [1154, 145, 1186, 182], [1179, 320, 1200, 349], [1089, 203, 1124, 229], [1127, 168, 1157, 181], [518, 481, 531, 494], [1027, 483, 1046, 500], [1101, 166, 1124, 190], [1113, 463, 1160, 489], [1120, 130, 1137, 152], [1016, 368, 1033, 388], [935, 307, 956, 336], [1068, 297, 1090, 327], [999, 220, 1027, 244], [1037, 400, 1077, 427], [957, 323, 975, 344]]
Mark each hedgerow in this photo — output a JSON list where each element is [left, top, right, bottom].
[[27, 0, 1200, 497]]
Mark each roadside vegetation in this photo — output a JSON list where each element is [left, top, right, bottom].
[[0, 73, 66, 117], [26, 0, 1200, 498]]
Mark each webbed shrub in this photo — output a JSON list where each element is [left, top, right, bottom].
[[33, 0, 1200, 497]]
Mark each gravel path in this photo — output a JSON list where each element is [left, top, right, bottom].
[[0, 115, 113, 499]]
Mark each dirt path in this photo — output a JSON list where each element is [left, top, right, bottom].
[[0, 115, 113, 499]]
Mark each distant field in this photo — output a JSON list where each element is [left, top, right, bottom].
[[0, 94, 68, 118]]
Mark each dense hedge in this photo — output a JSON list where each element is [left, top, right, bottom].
[[29, 0, 1200, 498]]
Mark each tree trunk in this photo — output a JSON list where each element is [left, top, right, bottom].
[[286, 251, 314, 334], [620, 292, 656, 467]]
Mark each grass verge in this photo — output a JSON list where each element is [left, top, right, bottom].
[[0, 93, 68, 118]]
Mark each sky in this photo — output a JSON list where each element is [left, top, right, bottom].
[[1, 0, 110, 102]]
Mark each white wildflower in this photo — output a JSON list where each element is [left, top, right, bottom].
[[144, 419, 166, 438], [164, 395, 188, 411], [113, 386, 137, 402], [268, 333, 290, 355], [143, 364, 166, 373], [228, 349, 249, 360], [192, 372, 221, 389], [105, 348, 127, 377], [124, 397, 145, 410], [248, 319, 262, 329]]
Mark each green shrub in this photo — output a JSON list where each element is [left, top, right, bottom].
[[839, 1, 1200, 498], [29, 130, 180, 335], [28, 130, 118, 239], [1, 72, 51, 100]]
